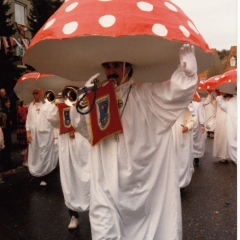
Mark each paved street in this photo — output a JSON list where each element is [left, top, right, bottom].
[[0, 136, 237, 240]]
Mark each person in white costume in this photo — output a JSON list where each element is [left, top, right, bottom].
[[70, 44, 198, 240], [203, 90, 217, 138], [172, 108, 195, 188], [213, 92, 233, 163], [26, 89, 59, 186], [216, 92, 237, 164], [45, 100, 91, 229], [188, 101, 206, 165]]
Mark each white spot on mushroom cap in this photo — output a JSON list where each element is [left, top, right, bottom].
[[179, 25, 190, 37], [152, 24, 168, 36], [164, 2, 178, 12], [137, 2, 153, 12], [99, 15, 116, 28], [215, 77, 220, 80], [62, 22, 78, 34], [99, 0, 111, 1], [66, 2, 78, 12], [43, 19, 56, 30], [188, 21, 199, 34], [228, 79, 232, 82]]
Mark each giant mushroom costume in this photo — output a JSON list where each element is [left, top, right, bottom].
[[204, 75, 222, 91], [23, 0, 213, 84], [217, 69, 237, 95]]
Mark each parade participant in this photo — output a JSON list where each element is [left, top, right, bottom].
[[17, 100, 28, 167], [213, 93, 233, 163], [70, 44, 198, 240], [1, 98, 14, 170], [203, 90, 217, 138], [172, 108, 195, 188], [26, 89, 58, 186], [45, 99, 90, 230], [216, 92, 237, 164], [188, 101, 206, 165]]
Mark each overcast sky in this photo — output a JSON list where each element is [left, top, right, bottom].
[[171, 0, 237, 51]]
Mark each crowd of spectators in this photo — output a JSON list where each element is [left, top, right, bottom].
[[0, 88, 28, 172]]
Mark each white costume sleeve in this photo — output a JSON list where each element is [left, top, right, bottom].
[[135, 66, 198, 128], [198, 101, 206, 126], [25, 102, 33, 131], [216, 96, 227, 113], [45, 103, 60, 129], [70, 105, 91, 142], [185, 109, 195, 131]]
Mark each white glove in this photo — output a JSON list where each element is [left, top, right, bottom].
[[179, 44, 197, 77], [85, 73, 100, 88]]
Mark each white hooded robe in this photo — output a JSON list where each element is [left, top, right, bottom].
[[188, 101, 206, 158], [46, 103, 91, 212], [172, 108, 195, 188], [26, 102, 58, 177], [70, 66, 198, 240], [216, 95, 237, 163]]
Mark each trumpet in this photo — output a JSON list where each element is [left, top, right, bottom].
[[62, 78, 115, 107], [44, 90, 62, 104]]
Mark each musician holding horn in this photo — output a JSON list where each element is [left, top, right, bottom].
[[69, 45, 199, 239], [26, 88, 59, 187]]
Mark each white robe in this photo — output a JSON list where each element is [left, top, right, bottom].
[[46, 103, 91, 212], [203, 93, 217, 132], [216, 96, 237, 163], [70, 66, 198, 240], [172, 108, 195, 188], [26, 102, 58, 177], [188, 101, 206, 158], [213, 100, 230, 159]]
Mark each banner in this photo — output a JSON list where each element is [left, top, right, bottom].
[[57, 103, 75, 135], [85, 81, 123, 145]]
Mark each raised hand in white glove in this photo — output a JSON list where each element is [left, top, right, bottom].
[[179, 44, 197, 77], [85, 73, 100, 88]]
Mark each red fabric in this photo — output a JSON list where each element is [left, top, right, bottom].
[[57, 103, 75, 134], [204, 75, 222, 90], [193, 91, 201, 102], [86, 81, 123, 146], [29, 0, 210, 52], [17, 107, 28, 123], [218, 69, 237, 86]]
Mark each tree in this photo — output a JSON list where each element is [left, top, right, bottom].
[[217, 49, 230, 60], [27, 0, 64, 37], [0, 0, 16, 36]]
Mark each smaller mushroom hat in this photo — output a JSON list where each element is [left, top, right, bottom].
[[14, 72, 44, 104], [35, 74, 84, 94], [23, 0, 214, 84], [216, 69, 237, 95], [204, 74, 222, 91]]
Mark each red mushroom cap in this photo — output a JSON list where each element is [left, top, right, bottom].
[[204, 75, 222, 90], [217, 69, 237, 94], [23, 0, 213, 83], [14, 72, 43, 103]]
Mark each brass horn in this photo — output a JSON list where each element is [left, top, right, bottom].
[[62, 78, 115, 107], [44, 90, 62, 104]]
